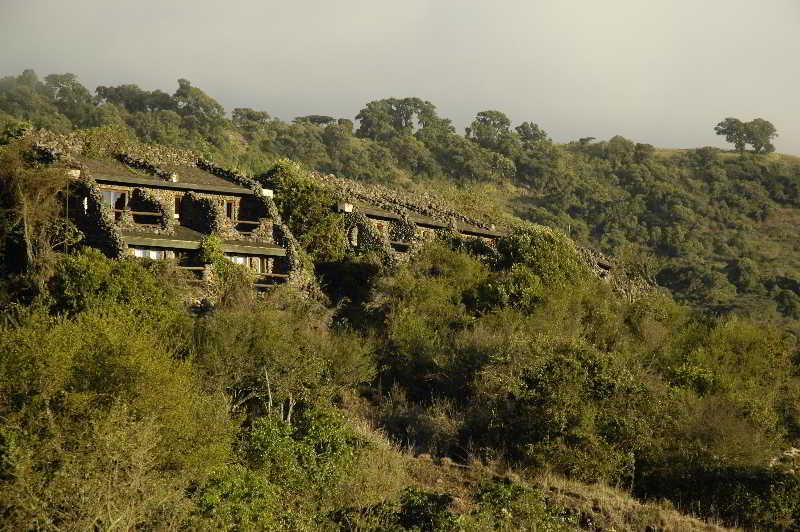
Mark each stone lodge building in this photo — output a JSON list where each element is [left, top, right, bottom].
[[65, 153, 293, 287]]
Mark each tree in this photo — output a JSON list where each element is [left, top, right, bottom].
[[605, 135, 636, 167], [746, 118, 778, 154], [96, 84, 177, 113], [0, 70, 73, 132], [294, 115, 335, 126], [714, 117, 778, 154], [0, 139, 70, 274], [44, 73, 98, 128], [515, 121, 549, 144], [355, 100, 396, 141], [715, 117, 748, 153], [172, 79, 227, 146], [465, 110, 519, 156], [232, 108, 272, 136], [355, 97, 440, 141]]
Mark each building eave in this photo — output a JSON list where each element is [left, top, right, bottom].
[[94, 174, 252, 196], [121, 232, 287, 257]]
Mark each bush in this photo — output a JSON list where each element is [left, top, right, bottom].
[[397, 488, 459, 532], [263, 158, 348, 262], [468, 479, 577, 531], [48, 247, 194, 329], [192, 287, 374, 418], [190, 465, 287, 529], [495, 225, 587, 287], [0, 306, 234, 529], [635, 466, 800, 529], [472, 264, 545, 313]]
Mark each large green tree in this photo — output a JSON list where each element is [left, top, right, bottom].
[[746, 118, 778, 154], [466, 110, 519, 156], [715, 117, 777, 154], [714, 117, 748, 153]]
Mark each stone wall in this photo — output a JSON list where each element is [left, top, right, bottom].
[[307, 171, 497, 231], [69, 179, 126, 258], [98, 185, 176, 235], [197, 159, 318, 294]]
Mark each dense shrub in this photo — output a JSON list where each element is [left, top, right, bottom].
[[0, 306, 234, 529], [262, 158, 348, 262], [495, 225, 587, 287], [190, 465, 285, 530], [49, 247, 188, 319]]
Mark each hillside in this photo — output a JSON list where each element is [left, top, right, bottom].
[[1, 70, 799, 530], [3, 70, 798, 331]]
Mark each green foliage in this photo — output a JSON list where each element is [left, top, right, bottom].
[[715, 116, 778, 154], [0, 137, 70, 283], [198, 234, 257, 305], [263, 158, 348, 262], [0, 305, 234, 529], [636, 466, 800, 530], [495, 225, 587, 288], [472, 264, 545, 313], [396, 488, 459, 532], [367, 239, 799, 526], [190, 465, 284, 529], [192, 287, 375, 418], [198, 233, 224, 266], [49, 248, 186, 319], [242, 407, 359, 494], [2, 68, 800, 529], [0, 118, 32, 145], [468, 480, 577, 531]]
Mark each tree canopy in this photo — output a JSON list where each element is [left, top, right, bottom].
[[715, 116, 778, 154]]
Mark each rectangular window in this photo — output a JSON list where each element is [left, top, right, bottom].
[[132, 247, 165, 260], [101, 190, 126, 208], [101, 190, 115, 206], [224, 253, 247, 265], [174, 196, 182, 219], [101, 189, 127, 220]]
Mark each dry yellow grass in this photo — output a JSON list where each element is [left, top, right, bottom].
[[537, 473, 735, 531], [338, 391, 736, 531]]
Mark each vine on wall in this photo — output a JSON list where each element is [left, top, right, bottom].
[[122, 188, 175, 234], [71, 178, 126, 258], [342, 212, 393, 260]]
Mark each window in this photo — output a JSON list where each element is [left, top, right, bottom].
[[225, 200, 235, 219], [174, 196, 182, 219], [224, 254, 266, 272], [132, 247, 165, 260], [101, 189, 127, 220], [224, 253, 247, 265]]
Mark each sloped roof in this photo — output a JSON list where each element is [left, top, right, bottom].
[[80, 157, 251, 195], [308, 171, 503, 236], [354, 201, 503, 238]]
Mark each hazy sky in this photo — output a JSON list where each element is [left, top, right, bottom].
[[2, 0, 799, 153]]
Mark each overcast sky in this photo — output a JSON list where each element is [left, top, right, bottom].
[[1, 0, 799, 153]]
